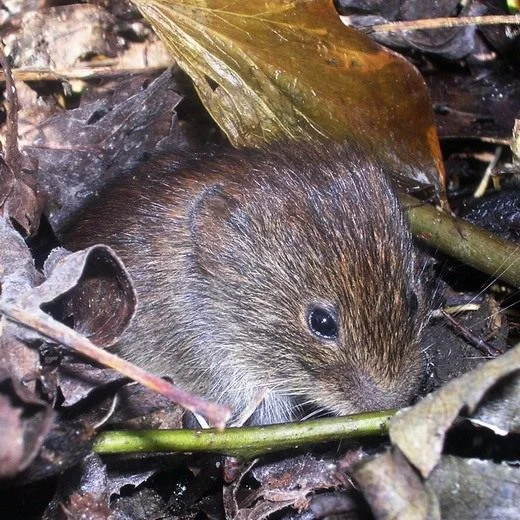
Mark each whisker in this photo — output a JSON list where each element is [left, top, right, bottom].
[[300, 407, 329, 421], [447, 248, 520, 317]]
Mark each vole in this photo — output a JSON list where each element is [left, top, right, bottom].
[[63, 143, 430, 425]]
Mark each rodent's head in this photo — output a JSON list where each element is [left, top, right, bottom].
[[189, 145, 429, 424]]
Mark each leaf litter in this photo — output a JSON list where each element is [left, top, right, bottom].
[[0, 0, 519, 518]]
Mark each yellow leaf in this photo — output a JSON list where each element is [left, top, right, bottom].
[[133, 0, 445, 194]]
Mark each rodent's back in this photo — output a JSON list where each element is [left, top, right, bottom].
[[64, 144, 428, 424]]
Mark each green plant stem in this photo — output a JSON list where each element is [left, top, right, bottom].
[[402, 194, 520, 289], [94, 410, 394, 459]]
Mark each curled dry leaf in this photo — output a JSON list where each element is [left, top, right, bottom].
[[389, 343, 520, 478], [1, 245, 137, 348], [42, 246, 137, 347], [0, 232, 135, 480], [132, 0, 446, 198]]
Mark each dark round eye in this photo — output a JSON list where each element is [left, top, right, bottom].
[[308, 306, 338, 340]]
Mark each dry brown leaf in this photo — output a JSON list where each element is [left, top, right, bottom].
[[131, 0, 445, 196], [0, 371, 55, 479], [42, 247, 137, 348], [0, 47, 42, 236], [23, 70, 183, 231], [390, 342, 520, 478], [428, 456, 520, 519], [354, 449, 440, 520], [0, 219, 42, 381]]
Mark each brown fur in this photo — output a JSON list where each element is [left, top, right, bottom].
[[64, 144, 429, 424]]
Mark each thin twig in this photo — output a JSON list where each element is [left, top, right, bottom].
[[354, 14, 520, 34], [0, 303, 231, 429], [0, 45, 21, 169], [0, 65, 167, 84], [441, 310, 502, 357]]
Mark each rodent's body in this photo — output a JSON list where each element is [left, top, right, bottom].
[[64, 144, 428, 424]]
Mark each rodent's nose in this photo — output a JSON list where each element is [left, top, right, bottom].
[[349, 373, 419, 412]]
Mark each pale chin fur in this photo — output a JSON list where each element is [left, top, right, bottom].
[[211, 382, 300, 426]]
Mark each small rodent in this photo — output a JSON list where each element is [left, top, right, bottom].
[[63, 143, 429, 424]]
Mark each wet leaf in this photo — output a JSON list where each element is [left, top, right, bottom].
[[390, 343, 520, 478], [354, 449, 440, 520], [132, 0, 445, 194], [429, 456, 520, 519]]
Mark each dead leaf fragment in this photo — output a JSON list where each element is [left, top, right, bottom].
[[42, 246, 137, 348], [132, 0, 445, 195], [22, 69, 183, 231], [0, 219, 41, 381], [42, 453, 109, 519], [229, 454, 350, 518], [354, 449, 440, 520], [0, 47, 42, 236], [390, 343, 520, 478], [0, 165, 41, 235], [429, 456, 520, 520], [5, 5, 119, 70], [15, 417, 96, 484], [0, 393, 25, 478], [0, 371, 54, 479]]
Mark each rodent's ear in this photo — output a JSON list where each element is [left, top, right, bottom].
[[189, 184, 241, 271]]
